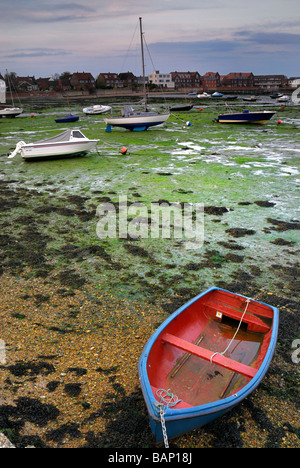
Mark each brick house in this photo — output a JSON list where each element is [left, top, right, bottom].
[[201, 72, 220, 90], [36, 77, 62, 92], [15, 76, 38, 92], [97, 73, 122, 88], [170, 71, 201, 89], [221, 72, 254, 88], [118, 72, 138, 88], [70, 72, 96, 91]]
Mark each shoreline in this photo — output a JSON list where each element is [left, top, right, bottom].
[[5, 86, 295, 102]]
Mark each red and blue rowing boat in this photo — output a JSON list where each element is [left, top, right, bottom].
[[138, 287, 279, 445]]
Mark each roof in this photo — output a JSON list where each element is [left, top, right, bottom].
[[71, 72, 95, 80], [224, 72, 253, 79], [98, 73, 119, 79], [202, 72, 219, 78]]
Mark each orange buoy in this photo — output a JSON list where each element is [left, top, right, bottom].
[[121, 147, 128, 155]]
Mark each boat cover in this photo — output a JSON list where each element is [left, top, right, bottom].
[[35, 129, 80, 144]]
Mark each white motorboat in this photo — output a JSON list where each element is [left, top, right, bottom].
[[0, 106, 23, 117], [277, 95, 289, 102], [8, 129, 99, 160], [243, 96, 257, 102], [104, 18, 169, 132], [83, 104, 111, 115], [197, 92, 211, 98]]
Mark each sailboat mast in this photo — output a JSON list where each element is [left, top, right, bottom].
[[6, 70, 15, 107], [139, 17, 147, 110]]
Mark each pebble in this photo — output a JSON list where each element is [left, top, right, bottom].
[[0, 433, 15, 449]]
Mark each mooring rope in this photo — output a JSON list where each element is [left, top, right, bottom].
[[155, 388, 182, 448], [210, 298, 251, 363]]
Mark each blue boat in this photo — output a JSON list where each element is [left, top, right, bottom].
[[217, 110, 276, 124], [138, 287, 278, 445], [55, 114, 79, 123]]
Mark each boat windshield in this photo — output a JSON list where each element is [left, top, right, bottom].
[[72, 130, 85, 139]]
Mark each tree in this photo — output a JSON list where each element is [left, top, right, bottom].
[[59, 72, 71, 80]]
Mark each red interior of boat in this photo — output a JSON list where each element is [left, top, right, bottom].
[[147, 290, 274, 408]]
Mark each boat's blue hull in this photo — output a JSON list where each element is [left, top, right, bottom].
[[55, 114, 79, 123], [106, 120, 167, 132], [218, 111, 276, 124], [138, 287, 279, 443]]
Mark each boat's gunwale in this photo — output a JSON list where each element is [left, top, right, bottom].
[[138, 286, 279, 423], [218, 111, 276, 117], [22, 139, 99, 150]]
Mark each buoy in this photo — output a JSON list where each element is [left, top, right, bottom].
[[121, 147, 128, 155], [277, 119, 282, 124], [31, 114, 34, 118], [186, 121, 191, 127], [199, 108, 203, 111]]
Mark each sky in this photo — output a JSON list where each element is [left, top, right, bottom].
[[1, 0, 300, 79]]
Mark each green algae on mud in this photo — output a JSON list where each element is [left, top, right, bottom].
[[0, 98, 299, 448], [0, 100, 299, 304]]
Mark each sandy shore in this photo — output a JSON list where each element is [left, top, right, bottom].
[[1, 270, 299, 448]]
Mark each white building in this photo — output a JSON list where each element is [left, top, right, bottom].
[[0, 78, 6, 104], [289, 77, 300, 88], [148, 70, 175, 89]]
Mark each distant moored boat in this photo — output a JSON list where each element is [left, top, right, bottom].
[[216, 109, 276, 124]]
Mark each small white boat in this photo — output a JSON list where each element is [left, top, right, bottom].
[[0, 106, 23, 118], [83, 104, 111, 115], [197, 92, 211, 98], [8, 129, 99, 160], [243, 96, 257, 102], [277, 95, 289, 102]]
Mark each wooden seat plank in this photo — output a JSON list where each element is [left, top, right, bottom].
[[205, 303, 270, 333], [162, 333, 257, 379]]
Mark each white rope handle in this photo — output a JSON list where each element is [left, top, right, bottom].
[[210, 298, 251, 363]]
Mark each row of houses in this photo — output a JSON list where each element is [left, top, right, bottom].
[[2, 71, 299, 94], [149, 71, 298, 91]]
